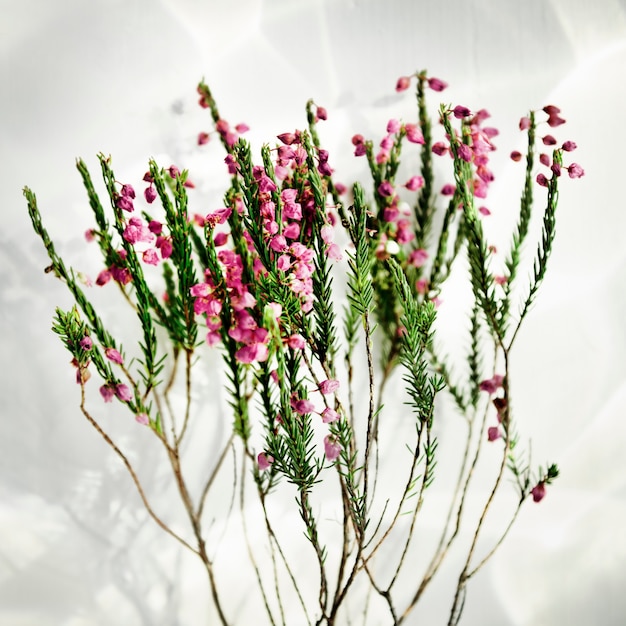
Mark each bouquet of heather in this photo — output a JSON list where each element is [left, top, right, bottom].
[[24, 70, 582, 625]]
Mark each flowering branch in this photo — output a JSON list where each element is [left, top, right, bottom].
[[24, 68, 582, 625]]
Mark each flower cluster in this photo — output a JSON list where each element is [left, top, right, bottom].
[[25, 68, 584, 626]]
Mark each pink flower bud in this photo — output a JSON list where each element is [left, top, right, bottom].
[[542, 135, 557, 146], [453, 105, 471, 119], [457, 143, 473, 162], [324, 435, 341, 461], [378, 181, 394, 197], [115, 384, 132, 402], [562, 141, 577, 152], [79, 336, 93, 351], [404, 123, 424, 144], [519, 116, 531, 131], [395, 75, 411, 92], [135, 413, 149, 425], [277, 132, 297, 145], [319, 379, 340, 394], [321, 408, 339, 423], [121, 184, 135, 199], [427, 76, 448, 92], [510, 151, 523, 162], [287, 334, 306, 350], [432, 142, 448, 156], [536, 173, 549, 187], [257, 452, 274, 471], [405, 175, 424, 191], [315, 106, 327, 121], [487, 426, 501, 441], [115, 196, 134, 212], [531, 482, 546, 502], [105, 347, 124, 365], [144, 185, 157, 204], [100, 385, 115, 403], [387, 118, 401, 134], [567, 163, 584, 179], [197, 132, 210, 145]]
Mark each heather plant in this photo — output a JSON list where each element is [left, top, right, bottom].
[[24, 70, 582, 625]]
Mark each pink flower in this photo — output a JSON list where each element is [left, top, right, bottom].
[[487, 426, 501, 441], [542, 135, 557, 146], [197, 132, 210, 145], [432, 142, 448, 156], [478, 206, 491, 216], [79, 336, 93, 351], [453, 105, 471, 119], [293, 398, 315, 415], [405, 175, 424, 191], [235, 343, 269, 364], [326, 243, 343, 260], [479, 374, 504, 394], [321, 407, 339, 423], [441, 183, 455, 196], [408, 248, 428, 267], [494, 275, 507, 286], [96, 269, 112, 286], [510, 150, 523, 162], [123, 217, 154, 245], [427, 76, 448, 92], [415, 278, 429, 295], [115, 384, 132, 402], [457, 143, 473, 162], [105, 347, 124, 365], [277, 132, 297, 145], [404, 123, 424, 144], [319, 379, 340, 394], [315, 106, 328, 121], [519, 116, 531, 131], [531, 482, 546, 503], [235, 123, 250, 133], [135, 412, 149, 425], [287, 334, 306, 350], [257, 452, 274, 471], [121, 184, 135, 199], [536, 173, 549, 187], [562, 141, 577, 152], [387, 118, 401, 134], [324, 435, 341, 462], [378, 181, 394, 197], [116, 196, 134, 212], [567, 163, 584, 179], [144, 185, 157, 204], [395, 76, 411, 92], [100, 385, 115, 403], [85, 229, 96, 243]]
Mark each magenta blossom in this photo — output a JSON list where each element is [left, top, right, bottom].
[[487, 426, 501, 442], [479, 374, 504, 394], [319, 379, 340, 395], [115, 384, 132, 402], [395, 75, 411, 92], [104, 347, 124, 365], [531, 482, 546, 503], [427, 76, 448, 92], [257, 452, 274, 471], [135, 412, 150, 425], [321, 408, 339, 424], [99, 385, 115, 403], [324, 435, 341, 462]]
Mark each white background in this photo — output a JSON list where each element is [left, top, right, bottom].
[[1, 1, 626, 624]]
